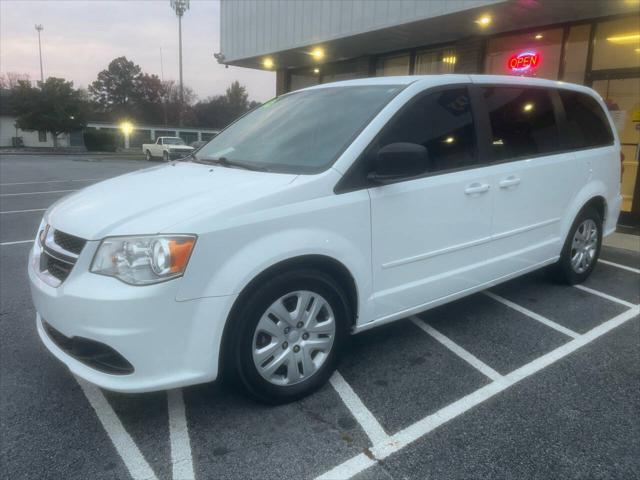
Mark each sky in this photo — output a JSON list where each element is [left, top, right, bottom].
[[0, 0, 276, 102]]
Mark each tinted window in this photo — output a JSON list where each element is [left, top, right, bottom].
[[559, 90, 614, 148], [374, 88, 476, 173], [482, 87, 560, 161], [197, 85, 403, 174]]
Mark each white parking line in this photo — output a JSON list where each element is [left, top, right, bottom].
[[0, 189, 77, 197], [0, 208, 47, 214], [167, 389, 195, 480], [318, 305, 639, 480], [330, 371, 389, 445], [75, 377, 158, 480], [0, 178, 100, 186], [0, 239, 33, 246], [574, 284, 636, 309], [410, 316, 503, 381], [598, 259, 640, 275], [483, 291, 580, 339]]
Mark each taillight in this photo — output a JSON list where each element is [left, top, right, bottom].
[[620, 151, 625, 183]]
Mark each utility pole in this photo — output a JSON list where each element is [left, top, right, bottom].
[[160, 47, 168, 126], [35, 24, 44, 83], [170, 0, 189, 125]]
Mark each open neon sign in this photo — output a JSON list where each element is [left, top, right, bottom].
[[508, 51, 541, 72]]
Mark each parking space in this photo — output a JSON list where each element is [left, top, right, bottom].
[[1, 153, 638, 480]]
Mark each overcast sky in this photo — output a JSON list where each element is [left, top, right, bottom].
[[0, 0, 276, 102]]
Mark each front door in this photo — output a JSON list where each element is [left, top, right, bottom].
[[368, 87, 494, 320]]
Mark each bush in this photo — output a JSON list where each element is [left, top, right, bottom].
[[83, 129, 119, 151]]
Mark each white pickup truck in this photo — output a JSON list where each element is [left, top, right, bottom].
[[143, 137, 194, 162]]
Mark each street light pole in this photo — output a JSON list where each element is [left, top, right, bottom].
[[35, 24, 44, 83], [170, 0, 189, 125]]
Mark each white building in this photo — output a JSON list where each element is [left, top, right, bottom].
[[0, 116, 219, 149]]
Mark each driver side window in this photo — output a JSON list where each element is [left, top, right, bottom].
[[377, 87, 477, 173]]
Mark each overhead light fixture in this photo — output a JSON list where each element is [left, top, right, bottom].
[[535, 34, 543, 40], [444, 136, 455, 144], [442, 56, 457, 64], [313, 68, 320, 74], [262, 57, 274, 69], [523, 103, 534, 112], [476, 15, 492, 28], [606, 33, 640, 44], [310, 48, 324, 60]]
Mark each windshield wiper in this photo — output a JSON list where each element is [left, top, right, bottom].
[[195, 155, 268, 172]]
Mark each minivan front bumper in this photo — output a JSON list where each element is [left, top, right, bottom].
[[28, 241, 236, 393]]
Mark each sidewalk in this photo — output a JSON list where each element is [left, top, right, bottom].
[[604, 232, 640, 252]]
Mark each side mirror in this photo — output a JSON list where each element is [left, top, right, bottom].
[[367, 142, 428, 185]]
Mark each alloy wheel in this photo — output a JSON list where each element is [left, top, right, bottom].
[[570, 218, 598, 274]]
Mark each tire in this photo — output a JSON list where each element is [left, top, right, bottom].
[[145, 150, 152, 161], [552, 206, 602, 285], [162, 151, 169, 162], [225, 269, 351, 404]]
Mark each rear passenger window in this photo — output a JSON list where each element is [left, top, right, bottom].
[[482, 87, 560, 161], [559, 90, 614, 148], [376, 88, 477, 173]]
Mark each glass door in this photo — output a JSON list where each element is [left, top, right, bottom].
[[592, 77, 640, 227]]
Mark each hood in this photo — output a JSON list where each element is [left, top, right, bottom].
[[46, 162, 297, 240]]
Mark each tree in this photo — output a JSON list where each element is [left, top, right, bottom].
[[89, 57, 144, 116], [12, 77, 87, 147], [0, 72, 31, 90], [193, 81, 259, 129]]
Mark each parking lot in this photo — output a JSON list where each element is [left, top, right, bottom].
[[1, 153, 639, 480]]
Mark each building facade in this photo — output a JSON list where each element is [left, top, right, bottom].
[[219, 0, 640, 225]]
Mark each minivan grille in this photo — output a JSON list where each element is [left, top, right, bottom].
[[40, 229, 86, 283], [40, 252, 74, 281], [53, 230, 86, 255]]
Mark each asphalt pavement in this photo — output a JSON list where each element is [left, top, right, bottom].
[[1, 153, 638, 480]]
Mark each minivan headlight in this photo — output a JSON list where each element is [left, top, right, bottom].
[[91, 235, 196, 285]]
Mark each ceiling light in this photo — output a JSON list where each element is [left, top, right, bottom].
[[535, 34, 543, 40], [523, 103, 534, 112], [313, 68, 320, 74], [444, 136, 455, 144], [262, 57, 274, 69], [310, 48, 324, 60], [606, 33, 640, 44], [476, 15, 492, 27]]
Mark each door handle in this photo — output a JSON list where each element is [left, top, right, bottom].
[[464, 183, 491, 195], [499, 175, 521, 188]]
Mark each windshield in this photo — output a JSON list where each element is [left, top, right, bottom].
[[164, 138, 185, 145], [195, 85, 403, 173]]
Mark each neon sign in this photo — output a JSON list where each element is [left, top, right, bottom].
[[508, 51, 541, 73]]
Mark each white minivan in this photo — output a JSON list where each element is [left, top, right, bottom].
[[29, 75, 621, 403]]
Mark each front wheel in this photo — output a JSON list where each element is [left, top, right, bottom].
[[226, 270, 350, 404], [552, 206, 602, 284], [162, 151, 169, 162], [145, 150, 152, 161]]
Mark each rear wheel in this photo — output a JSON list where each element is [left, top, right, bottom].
[[552, 206, 602, 284], [226, 270, 350, 404]]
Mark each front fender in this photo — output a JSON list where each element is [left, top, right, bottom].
[[176, 190, 373, 321]]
